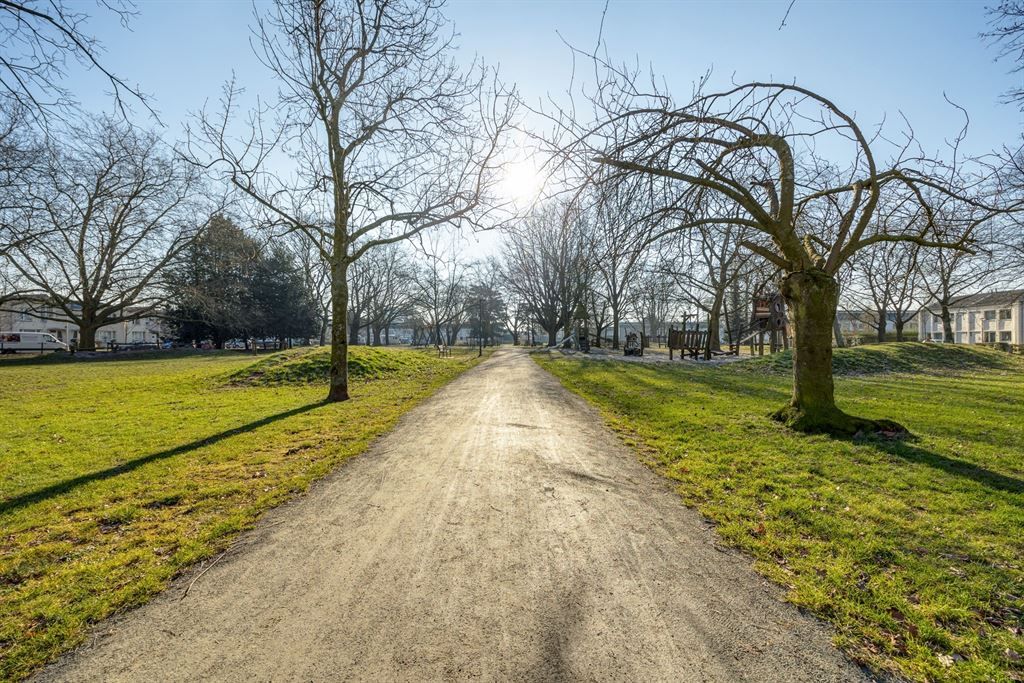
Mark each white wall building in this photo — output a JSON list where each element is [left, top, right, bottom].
[[917, 289, 1024, 345], [0, 297, 165, 347]]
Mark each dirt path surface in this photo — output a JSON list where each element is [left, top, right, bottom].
[[38, 349, 869, 682]]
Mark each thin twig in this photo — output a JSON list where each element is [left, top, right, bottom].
[[180, 550, 229, 601], [779, 0, 796, 30]]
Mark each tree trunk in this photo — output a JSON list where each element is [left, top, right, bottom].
[[611, 306, 620, 349], [832, 315, 846, 348], [708, 291, 725, 352], [78, 324, 97, 350], [876, 308, 887, 343], [772, 269, 902, 434], [546, 325, 557, 347], [348, 312, 360, 345], [895, 318, 905, 342], [373, 325, 382, 346], [941, 304, 954, 343], [328, 260, 350, 402]]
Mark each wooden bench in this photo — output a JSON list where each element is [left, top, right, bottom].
[[436, 343, 451, 358]]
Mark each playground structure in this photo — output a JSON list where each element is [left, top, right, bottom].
[[736, 293, 789, 356], [667, 327, 717, 360], [558, 303, 593, 354], [667, 292, 789, 361], [623, 331, 644, 356]]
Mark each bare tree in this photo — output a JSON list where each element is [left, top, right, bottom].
[[188, 0, 515, 401], [628, 262, 679, 345], [984, 1, 1024, 110], [365, 243, 413, 345], [501, 201, 591, 346], [289, 231, 332, 345], [0, 0, 152, 122], [658, 201, 757, 352], [917, 209, 1009, 342], [3, 117, 208, 348], [410, 236, 467, 346], [589, 170, 658, 348], [0, 102, 39, 273], [843, 238, 922, 343], [556, 73, 1015, 433]]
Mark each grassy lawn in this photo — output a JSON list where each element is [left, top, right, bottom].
[[537, 343, 1024, 683], [0, 346, 483, 681]]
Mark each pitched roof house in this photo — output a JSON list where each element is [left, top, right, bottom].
[[0, 296, 165, 346], [917, 289, 1024, 345]]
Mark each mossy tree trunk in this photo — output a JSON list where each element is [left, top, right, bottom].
[[328, 259, 350, 402], [772, 269, 903, 435]]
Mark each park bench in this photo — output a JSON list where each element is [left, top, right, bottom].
[[436, 343, 451, 358], [668, 328, 739, 360]]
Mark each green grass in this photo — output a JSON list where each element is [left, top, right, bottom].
[[225, 345, 447, 386], [536, 343, 1024, 683], [0, 346, 483, 681]]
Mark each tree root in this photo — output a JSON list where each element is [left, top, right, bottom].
[[771, 404, 907, 437]]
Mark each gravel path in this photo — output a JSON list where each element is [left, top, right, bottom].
[[37, 348, 869, 682]]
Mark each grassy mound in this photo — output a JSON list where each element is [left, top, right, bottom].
[[737, 342, 1022, 376], [225, 346, 440, 386]]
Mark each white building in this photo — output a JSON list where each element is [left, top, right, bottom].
[[0, 297, 165, 347], [917, 289, 1024, 345]]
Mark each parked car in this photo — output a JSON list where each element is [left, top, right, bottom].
[[0, 331, 68, 354]]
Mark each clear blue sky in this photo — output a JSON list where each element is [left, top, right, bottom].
[[68, 0, 1024, 158]]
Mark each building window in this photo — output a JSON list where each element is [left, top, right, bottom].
[[984, 310, 997, 321], [999, 309, 1012, 320], [984, 331, 997, 343], [1000, 331, 1012, 342]]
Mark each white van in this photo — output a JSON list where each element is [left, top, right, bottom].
[[0, 331, 69, 354]]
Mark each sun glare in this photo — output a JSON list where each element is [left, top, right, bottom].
[[498, 158, 543, 207]]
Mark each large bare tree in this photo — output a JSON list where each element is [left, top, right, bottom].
[[557, 75, 1016, 433], [500, 201, 592, 346], [410, 236, 467, 346], [590, 172, 658, 349], [188, 0, 514, 401], [4, 117, 207, 348]]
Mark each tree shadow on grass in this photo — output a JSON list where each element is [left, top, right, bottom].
[[0, 401, 328, 516], [605, 366, 1024, 496], [860, 437, 1024, 496]]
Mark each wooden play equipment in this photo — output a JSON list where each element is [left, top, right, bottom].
[[668, 328, 708, 360], [668, 327, 740, 360], [623, 331, 644, 357], [736, 293, 789, 356]]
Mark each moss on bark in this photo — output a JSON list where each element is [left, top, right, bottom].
[[774, 268, 906, 436]]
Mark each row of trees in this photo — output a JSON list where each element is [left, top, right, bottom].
[[4, 0, 1024, 437]]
